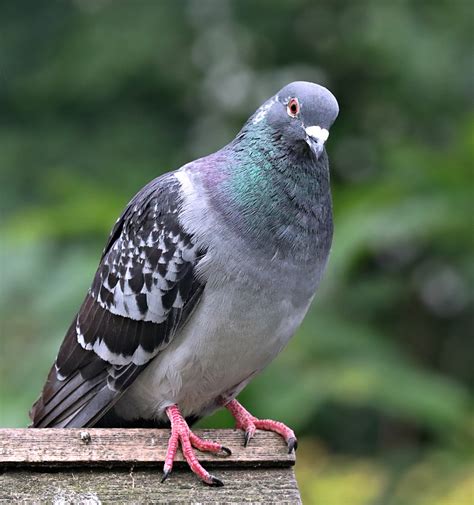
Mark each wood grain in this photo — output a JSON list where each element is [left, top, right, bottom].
[[0, 429, 301, 503], [1, 467, 302, 504], [0, 429, 295, 467]]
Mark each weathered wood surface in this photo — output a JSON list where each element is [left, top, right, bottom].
[[0, 428, 294, 467], [0, 429, 301, 503], [1, 467, 301, 504]]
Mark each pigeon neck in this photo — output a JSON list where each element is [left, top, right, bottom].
[[206, 121, 333, 258], [231, 120, 330, 213]]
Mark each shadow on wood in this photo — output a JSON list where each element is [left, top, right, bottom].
[[0, 429, 301, 503]]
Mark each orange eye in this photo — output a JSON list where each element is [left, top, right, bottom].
[[287, 98, 300, 117]]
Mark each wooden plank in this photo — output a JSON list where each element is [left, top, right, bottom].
[[0, 429, 295, 467], [0, 467, 302, 504]]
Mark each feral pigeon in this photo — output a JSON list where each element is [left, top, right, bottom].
[[30, 81, 339, 486]]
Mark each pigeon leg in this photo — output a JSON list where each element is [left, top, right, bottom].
[[162, 404, 231, 486], [226, 399, 297, 453]]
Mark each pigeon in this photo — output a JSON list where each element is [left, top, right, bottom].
[[30, 81, 339, 486]]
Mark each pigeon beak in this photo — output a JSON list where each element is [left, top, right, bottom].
[[305, 125, 329, 159]]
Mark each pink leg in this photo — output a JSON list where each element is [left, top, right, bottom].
[[162, 405, 231, 486], [226, 399, 297, 453]]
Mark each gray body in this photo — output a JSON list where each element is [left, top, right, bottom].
[[30, 81, 338, 429], [114, 160, 331, 422]]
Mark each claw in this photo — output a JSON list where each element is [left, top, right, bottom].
[[209, 475, 224, 487], [287, 437, 298, 453], [161, 468, 171, 483], [244, 430, 252, 447], [220, 446, 232, 456]]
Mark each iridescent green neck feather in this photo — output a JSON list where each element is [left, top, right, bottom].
[[205, 117, 333, 259]]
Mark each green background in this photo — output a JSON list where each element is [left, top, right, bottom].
[[1, 1, 473, 503]]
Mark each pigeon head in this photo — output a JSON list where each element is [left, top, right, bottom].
[[252, 81, 339, 159]]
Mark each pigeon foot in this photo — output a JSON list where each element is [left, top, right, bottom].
[[226, 399, 297, 453], [162, 404, 230, 486]]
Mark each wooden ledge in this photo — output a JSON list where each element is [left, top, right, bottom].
[[0, 429, 301, 503], [0, 428, 295, 467]]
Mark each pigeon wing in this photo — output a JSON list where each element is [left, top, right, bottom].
[[30, 173, 205, 427]]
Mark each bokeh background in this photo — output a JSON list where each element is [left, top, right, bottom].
[[1, 1, 473, 503]]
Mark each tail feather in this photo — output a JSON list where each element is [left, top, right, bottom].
[[29, 321, 118, 428]]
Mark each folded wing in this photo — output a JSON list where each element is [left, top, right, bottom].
[[30, 173, 206, 427]]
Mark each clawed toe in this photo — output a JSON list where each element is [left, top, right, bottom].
[[226, 399, 297, 452], [163, 404, 227, 486]]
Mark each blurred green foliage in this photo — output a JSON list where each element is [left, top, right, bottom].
[[1, 1, 473, 503]]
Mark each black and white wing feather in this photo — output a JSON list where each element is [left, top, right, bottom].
[[30, 173, 205, 427]]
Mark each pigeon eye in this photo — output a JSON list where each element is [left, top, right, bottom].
[[287, 98, 300, 118]]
